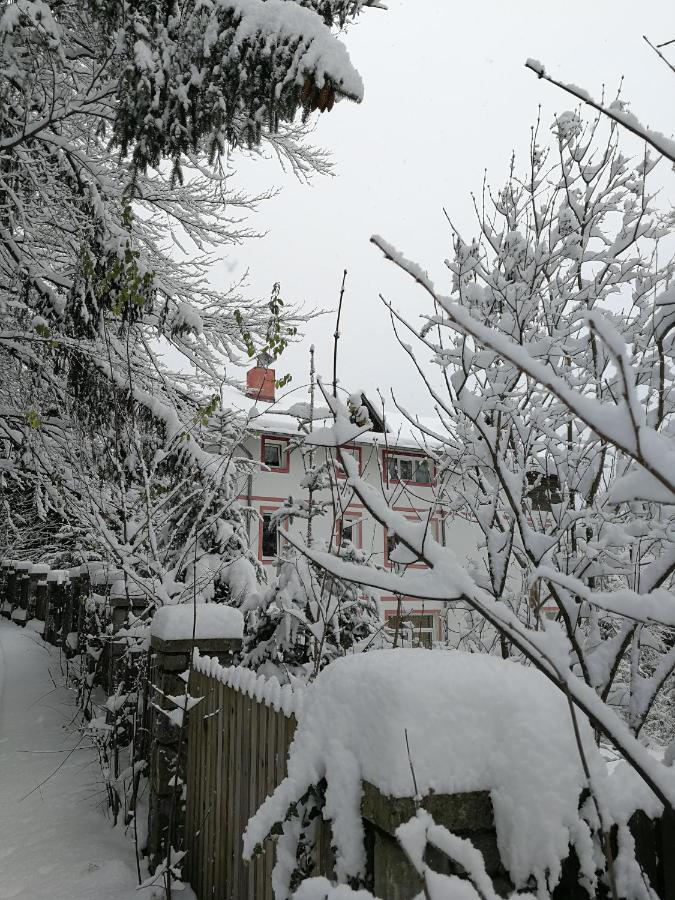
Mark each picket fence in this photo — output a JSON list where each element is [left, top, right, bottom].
[[184, 655, 302, 900]]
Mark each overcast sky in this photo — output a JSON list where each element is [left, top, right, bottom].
[[209, 0, 675, 415]]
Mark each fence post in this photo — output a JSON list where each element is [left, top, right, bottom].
[[12, 561, 33, 625], [29, 564, 51, 634], [45, 570, 69, 644], [105, 582, 147, 695], [0, 559, 15, 618], [358, 783, 510, 900], [146, 607, 242, 873]]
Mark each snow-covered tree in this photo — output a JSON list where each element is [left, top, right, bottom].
[[0, 0, 374, 583], [242, 360, 383, 683], [379, 111, 675, 746], [288, 114, 675, 847]]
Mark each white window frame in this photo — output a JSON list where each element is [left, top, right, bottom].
[[385, 452, 432, 485]]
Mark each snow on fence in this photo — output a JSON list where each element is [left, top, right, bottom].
[[184, 652, 303, 900], [4, 562, 675, 899]]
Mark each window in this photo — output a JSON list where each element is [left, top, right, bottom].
[[386, 612, 435, 648], [261, 513, 279, 558], [261, 436, 289, 473], [385, 452, 432, 485], [526, 472, 561, 511], [264, 442, 283, 468], [339, 514, 361, 548]]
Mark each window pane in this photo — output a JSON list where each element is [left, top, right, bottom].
[[415, 460, 430, 483], [387, 456, 398, 481], [262, 514, 278, 557], [341, 520, 353, 544], [386, 613, 434, 648], [387, 533, 398, 557], [399, 458, 413, 480], [264, 442, 283, 468]]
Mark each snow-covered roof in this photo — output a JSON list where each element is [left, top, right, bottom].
[[219, 379, 442, 452]]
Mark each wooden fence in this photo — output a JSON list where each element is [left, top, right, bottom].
[[184, 657, 301, 900]]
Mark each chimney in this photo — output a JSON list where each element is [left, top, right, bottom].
[[246, 365, 275, 403]]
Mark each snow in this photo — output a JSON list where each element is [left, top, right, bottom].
[[0, 620, 149, 900], [150, 603, 244, 641], [245, 649, 607, 892], [193, 650, 303, 718], [109, 579, 146, 598], [217, 379, 438, 451], [208, 0, 364, 102]]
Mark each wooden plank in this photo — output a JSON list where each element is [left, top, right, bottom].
[[247, 693, 259, 900], [235, 688, 246, 900], [200, 676, 212, 900], [188, 671, 202, 897], [215, 684, 227, 900], [264, 704, 278, 900], [255, 699, 268, 899], [240, 690, 252, 899], [184, 671, 197, 890], [226, 685, 237, 900], [206, 680, 217, 898], [186, 671, 201, 896], [215, 680, 226, 899]]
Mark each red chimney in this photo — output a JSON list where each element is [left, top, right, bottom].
[[246, 366, 275, 403]]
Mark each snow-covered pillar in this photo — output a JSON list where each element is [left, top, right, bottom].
[[0, 559, 16, 618], [44, 570, 69, 644], [105, 581, 147, 695], [28, 564, 51, 634], [146, 605, 243, 872], [61, 566, 89, 654], [11, 560, 33, 625]]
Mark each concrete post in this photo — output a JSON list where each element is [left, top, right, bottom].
[[45, 571, 69, 644], [105, 587, 147, 696], [354, 782, 511, 900], [12, 561, 33, 625], [0, 559, 15, 618], [30, 564, 51, 634], [62, 566, 89, 654], [146, 607, 242, 871]]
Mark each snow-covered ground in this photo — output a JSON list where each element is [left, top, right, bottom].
[[0, 620, 141, 900]]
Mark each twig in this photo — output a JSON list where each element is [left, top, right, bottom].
[[332, 270, 348, 398]]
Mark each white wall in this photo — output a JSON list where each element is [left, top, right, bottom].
[[236, 429, 485, 644]]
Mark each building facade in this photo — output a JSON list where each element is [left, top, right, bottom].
[[224, 365, 483, 646]]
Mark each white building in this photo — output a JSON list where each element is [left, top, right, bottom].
[[221, 363, 484, 647]]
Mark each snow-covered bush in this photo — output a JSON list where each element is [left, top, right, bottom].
[[241, 366, 384, 683], [246, 649, 652, 899]]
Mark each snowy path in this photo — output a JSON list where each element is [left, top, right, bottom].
[[0, 620, 140, 900]]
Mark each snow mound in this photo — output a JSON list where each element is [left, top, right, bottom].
[[150, 603, 244, 641], [246, 649, 606, 890]]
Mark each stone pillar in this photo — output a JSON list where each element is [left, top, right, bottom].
[[0, 559, 15, 618], [62, 566, 89, 655], [357, 783, 511, 900], [12, 561, 33, 625], [105, 587, 147, 696], [30, 565, 51, 634], [45, 571, 70, 644], [146, 608, 242, 871]]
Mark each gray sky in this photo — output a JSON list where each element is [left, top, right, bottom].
[[209, 0, 675, 415]]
